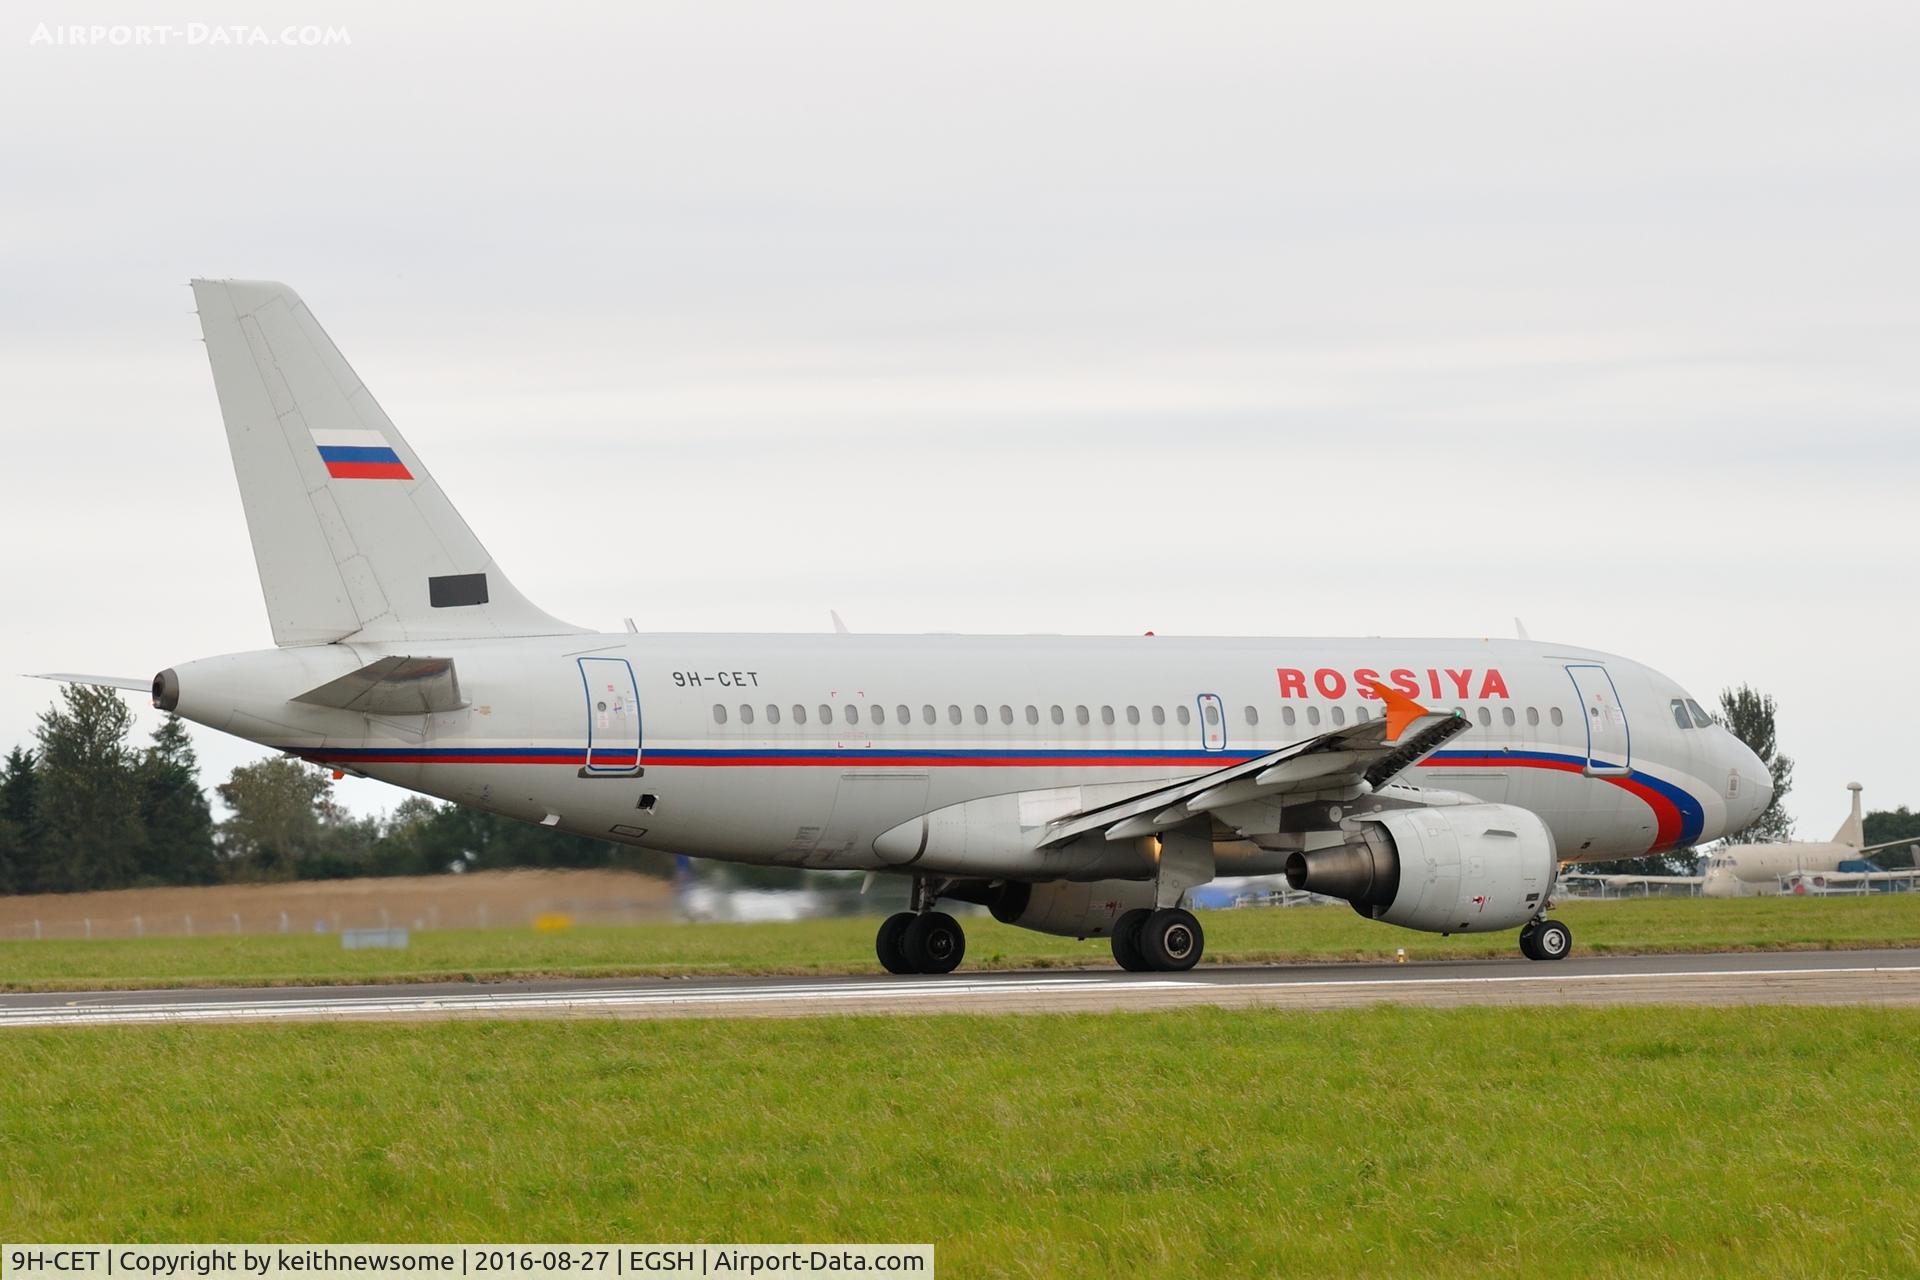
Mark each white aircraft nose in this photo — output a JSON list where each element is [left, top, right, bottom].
[[1734, 741, 1772, 830]]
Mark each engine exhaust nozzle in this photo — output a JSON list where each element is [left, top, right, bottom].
[[1284, 830, 1400, 908]]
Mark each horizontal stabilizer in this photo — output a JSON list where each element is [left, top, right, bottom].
[[291, 655, 467, 715], [28, 672, 152, 693]]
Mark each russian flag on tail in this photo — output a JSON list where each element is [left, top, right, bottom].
[[311, 428, 413, 481]]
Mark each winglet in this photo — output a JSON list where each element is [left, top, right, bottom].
[[1364, 679, 1430, 742]]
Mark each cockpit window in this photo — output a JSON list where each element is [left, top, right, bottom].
[[1670, 699, 1691, 730], [1686, 699, 1713, 728]]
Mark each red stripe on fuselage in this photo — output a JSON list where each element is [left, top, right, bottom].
[[1415, 755, 1684, 852]]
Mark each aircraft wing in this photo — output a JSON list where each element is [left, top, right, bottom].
[[291, 655, 467, 715], [1858, 837, 1920, 856], [27, 673, 152, 693], [1037, 703, 1472, 848]]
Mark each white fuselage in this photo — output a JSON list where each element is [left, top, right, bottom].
[[166, 633, 1770, 880], [1702, 844, 1860, 897]]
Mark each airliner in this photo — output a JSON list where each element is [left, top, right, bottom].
[[1704, 784, 1916, 897], [43, 281, 1773, 974]]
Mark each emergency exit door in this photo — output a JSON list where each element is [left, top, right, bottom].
[[579, 656, 642, 773], [1565, 664, 1630, 775], [1196, 693, 1227, 752]]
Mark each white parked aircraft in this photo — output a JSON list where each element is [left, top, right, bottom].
[[41, 281, 1774, 974], [1703, 784, 1917, 897]]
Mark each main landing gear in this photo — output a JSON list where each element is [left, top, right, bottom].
[[1110, 907, 1206, 973], [875, 909, 966, 975], [876, 878, 968, 975], [1519, 917, 1573, 962]]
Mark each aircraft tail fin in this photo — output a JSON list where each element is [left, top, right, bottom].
[[1834, 783, 1866, 848], [190, 279, 585, 647]]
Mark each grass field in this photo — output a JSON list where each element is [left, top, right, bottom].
[[3, 1007, 1918, 1276], [0, 893, 1917, 991]]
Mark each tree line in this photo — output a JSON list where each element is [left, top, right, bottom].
[[0, 685, 670, 895]]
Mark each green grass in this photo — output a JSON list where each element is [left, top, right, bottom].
[[1, 894, 1918, 991], [3, 1008, 1918, 1277]]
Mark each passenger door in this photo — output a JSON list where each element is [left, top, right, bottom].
[[579, 656, 642, 773], [1564, 664, 1630, 775]]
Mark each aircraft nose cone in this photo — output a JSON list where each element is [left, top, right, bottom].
[[1736, 743, 1772, 828]]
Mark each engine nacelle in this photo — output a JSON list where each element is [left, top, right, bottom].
[[1285, 803, 1557, 933], [954, 878, 1159, 939]]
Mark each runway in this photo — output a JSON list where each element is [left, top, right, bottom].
[[4, 949, 1920, 1026]]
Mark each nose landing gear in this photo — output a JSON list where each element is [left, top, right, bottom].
[[1519, 917, 1573, 961]]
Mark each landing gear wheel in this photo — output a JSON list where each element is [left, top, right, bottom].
[[1138, 907, 1204, 972], [903, 911, 966, 975], [876, 911, 917, 975], [1521, 918, 1572, 962], [1110, 908, 1153, 972]]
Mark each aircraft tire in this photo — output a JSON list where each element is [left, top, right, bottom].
[[1139, 907, 1204, 972], [876, 911, 917, 974], [1531, 918, 1573, 961], [1110, 908, 1153, 972], [1518, 922, 1543, 961], [903, 911, 966, 975]]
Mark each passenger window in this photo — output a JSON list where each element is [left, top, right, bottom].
[[1152, 706, 1166, 725], [1100, 705, 1115, 726], [1176, 705, 1192, 726], [1282, 706, 1297, 727], [1356, 707, 1369, 722], [740, 704, 755, 725], [1026, 705, 1040, 725], [897, 705, 910, 724], [1550, 707, 1564, 727], [1686, 699, 1713, 728], [1244, 705, 1259, 725], [793, 704, 807, 725], [1306, 706, 1321, 726], [1000, 705, 1014, 725], [1502, 706, 1515, 727], [844, 704, 859, 725], [713, 703, 728, 724], [1075, 705, 1090, 726], [1670, 699, 1691, 730], [767, 704, 781, 725], [1126, 706, 1140, 725], [1203, 703, 1220, 726], [820, 704, 834, 724], [948, 704, 962, 725], [1526, 706, 1539, 726], [1477, 707, 1491, 727], [870, 704, 885, 725], [922, 705, 936, 725], [974, 704, 988, 725], [1331, 706, 1346, 726], [1050, 705, 1065, 725]]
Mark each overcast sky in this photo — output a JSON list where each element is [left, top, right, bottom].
[[2, 0, 1914, 836]]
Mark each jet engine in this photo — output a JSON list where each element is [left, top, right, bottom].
[[1284, 803, 1557, 933], [949, 878, 1159, 938]]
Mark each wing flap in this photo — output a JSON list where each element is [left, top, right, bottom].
[[291, 655, 467, 715]]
